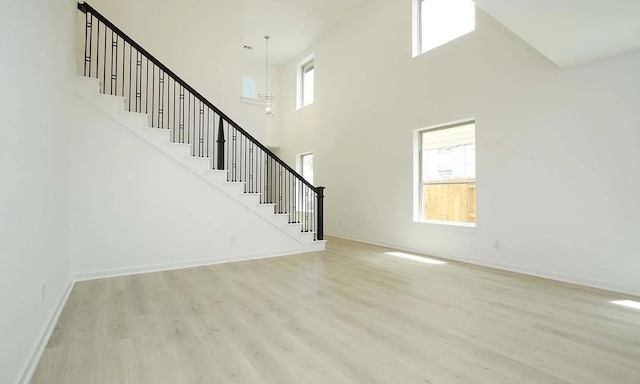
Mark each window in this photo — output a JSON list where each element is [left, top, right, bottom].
[[299, 152, 314, 184], [414, 120, 476, 225], [242, 76, 256, 99], [413, 0, 475, 57], [296, 153, 314, 213], [297, 56, 314, 109]]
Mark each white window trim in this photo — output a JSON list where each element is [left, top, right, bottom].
[[412, 0, 422, 57], [296, 152, 314, 213], [413, 118, 477, 228], [296, 54, 315, 110], [297, 151, 314, 181]]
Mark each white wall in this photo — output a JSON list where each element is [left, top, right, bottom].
[[70, 95, 301, 278], [275, 1, 640, 295], [0, 0, 75, 383], [84, 0, 281, 146]]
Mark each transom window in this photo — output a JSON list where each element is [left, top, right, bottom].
[[413, 0, 476, 57], [415, 120, 476, 225]]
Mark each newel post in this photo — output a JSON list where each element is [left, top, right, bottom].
[[316, 186, 325, 240]]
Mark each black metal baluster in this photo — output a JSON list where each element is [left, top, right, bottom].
[[293, 174, 296, 221], [102, 24, 108, 91], [198, 102, 203, 157], [113, 33, 118, 95], [121, 39, 125, 99], [179, 86, 184, 143], [278, 164, 282, 214], [83, 12, 90, 76], [145, 58, 149, 114], [257, 150, 262, 200], [290, 173, 294, 222], [95, 20, 100, 81], [216, 117, 225, 171], [128, 46, 132, 110], [286, 171, 290, 220], [312, 187, 316, 236], [299, 178, 303, 225], [227, 122, 231, 175], [89, 14, 94, 77], [238, 137, 242, 181], [302, 184, 307, 231], [206, 108, 210, 159], [192, 95, 196, 153], [272, 157, 276, 205], [158, 71, 164, 129], [173, 80, 177, 141], [248, 140, 251, 188], [151, 65, 155, 127], [263, 154, 268, 204], [136, 52, 142, 112], [304, 185, 311, 232], [229, 126, 233, 176], [249, 142, 254, 192], [187, 93, 191, 146], [230, 126, 234, 178]]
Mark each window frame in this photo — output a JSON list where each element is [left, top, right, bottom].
[[413, 119, 477, 227], [296, 152, 314, 213], [299, 152, 314, 184], [297, 54, 315, 109]]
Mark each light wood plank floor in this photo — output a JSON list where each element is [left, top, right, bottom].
[[32, 237, 640, 383]]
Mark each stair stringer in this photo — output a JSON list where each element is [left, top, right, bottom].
[[73, 76, 325, 252]]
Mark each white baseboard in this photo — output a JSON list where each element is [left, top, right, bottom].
[[74, 248, 311, 281], [19, 280, 75, 384], [325, 232, 640, 298]]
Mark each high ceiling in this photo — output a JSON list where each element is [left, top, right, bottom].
[[239, 0, 640, 68], [240, 0, 371, 65], [473, 0, 640, 68]]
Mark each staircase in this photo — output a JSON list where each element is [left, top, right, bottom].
[[75, 2, 325, 251]]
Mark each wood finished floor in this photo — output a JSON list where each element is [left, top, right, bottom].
[[32, 237, 640, 384]]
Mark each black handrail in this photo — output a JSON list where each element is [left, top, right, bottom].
[[77, 2, 317, 193], [77, 1, 324, 240]]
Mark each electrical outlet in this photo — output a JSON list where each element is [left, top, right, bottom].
[[229, 236, 236, 245], [493, 240, 501, 250], [41, 284, 46, 304]]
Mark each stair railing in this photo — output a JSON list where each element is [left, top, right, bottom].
[[77, 2, 324, 240]]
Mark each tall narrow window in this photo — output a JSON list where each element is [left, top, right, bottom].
[[296, 152, 315, 213], [297, 56, 315, 109], [300, 152, 314, 184], [413, 0, 475, 57], [415, 121, 476, 225]]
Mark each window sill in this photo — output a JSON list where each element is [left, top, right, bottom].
[[413, 219, 477, 233]]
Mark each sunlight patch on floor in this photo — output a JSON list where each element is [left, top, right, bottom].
[[385, 251, 446, 265], [612, 300, 640, 310]]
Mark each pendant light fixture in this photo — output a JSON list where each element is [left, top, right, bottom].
[[257, 36, 275, 117]]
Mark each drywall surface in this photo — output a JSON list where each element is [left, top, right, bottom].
[[275, 2, 640, 295], [69, 94, 301, 277], [0, 0, 75, 383], [81, 0, 281, 146]]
